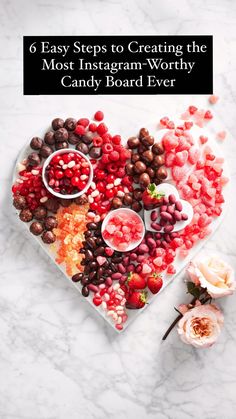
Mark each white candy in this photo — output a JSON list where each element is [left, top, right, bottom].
[[90, 181, 96, 190], [114, 178, 121, 186], [80, 174, 87, 181], [117, 191, 124, 198], [88, 196, 94, 203], [59, 160, 64, 166], [102, 302, 107, 310], [91, 190, 99, 197], [62, 164, 68, 170], [40, 197, 48, 203], [31, 169, 39, 176], [67, 160, 75, 168], [113, 283, 120, 291], [106, 183, 114, 190]]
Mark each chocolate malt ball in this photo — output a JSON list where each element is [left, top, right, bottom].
[[123, 193, 133, 206], [54, 127, 69, 143], [134, 161, 146, 174], [40, 145, 53, 158], [133, 188, 143, 201], [42, 230, 56, 244], [125, 163, 134, 175], [82, 132, 94, 145], [152, 142, 164, 155], [89, 147, 102, 159], [27, 152, 41, 167], [156, 166, 168, 180], [13, 195, 27, 210], [19, 208, 33, 222], [127, 137, 140, 149], [140, 135, 154, 147], [44, 131, 55, 146], [142, 150, 154, 164], [55, 141, 68, 150], [33, 206, 47, 220], [112, 197, 123, 209], [52, 118, 64, 131], [43, 198, 60, 213], [30, 137, 43, 150], [59, 198, 73, 207], [30, 221, 44, 236], [139, 172, 150, 187], [131, 201, 142, 212], [76, 142, 89, 154], [64, 118, 77, 131], [139, 127, 149, 140], [44, 216, 58, 231], [153, 154, 165, 167], [75, 195, 88, 205], [68, 132, 80, 145], [131, 153, 140, 164]]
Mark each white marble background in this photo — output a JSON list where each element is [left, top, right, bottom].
[[1, 0, 236, 418]]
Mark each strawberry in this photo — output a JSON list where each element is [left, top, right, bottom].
[[142, 183, 165, 210], [127, 272, 146, 290], [147, 273, 163, 294], [125, 291, 148, 309]]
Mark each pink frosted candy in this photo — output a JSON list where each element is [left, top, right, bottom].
[[172, 165, 188, 182], [199, 135, 208, 145], [176, 136, 191, 152], [153, 257, 163, 267], [142, 263, 152, 274], [181, 111, 191, 120], [209, 95, 219, 104], [180, 184, 193, 199], [97, 256, 106, 266], [106, 224, 116, 234], [216, 130, 227, 141], [174, 150, 188, 167], [165, 152, 176, 167], [162, 132, 179, 151], [220, 176, 229, 186], [188, 146, 201, 165]]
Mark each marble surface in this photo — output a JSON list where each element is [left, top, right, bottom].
[[1, 0, 236, 418]]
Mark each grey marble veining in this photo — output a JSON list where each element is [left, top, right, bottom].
[[0, 0, 236, 418]]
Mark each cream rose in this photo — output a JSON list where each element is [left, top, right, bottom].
[[177, 304, 224, 348], [187, 256, 235, 299]]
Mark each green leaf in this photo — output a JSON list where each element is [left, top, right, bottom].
[[186, 281, 201, 298]]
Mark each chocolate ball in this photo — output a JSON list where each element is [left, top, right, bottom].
[[27, 152, 41, 167], [125, 163, 134, 175], [30, 137, 43, 150], [75, 195, 88, 205], [19, 208, 33, 222], [139, 172, 150, 187], [146, 167, 155, 178], [152, 142, 164, 155], [52, 118, 64, 130], [138, 144, 148, 154], [127, 137, 140, 149], [131, 201, 142, 212], [30, 221, 44, 236], [134, 161, 146, 174], [112, 197, 123, 208], [140, 135, 154, 147], [156, 167, 168, 180], [123, 193, 133, 206], [153, 155, 165, 167], [54, 128, 69, 142], [133, 188, 143, 201], [44, 131, 55, 146], [64, 118, 77, 131], [68, 132, 80, 145], [40, 145, 53, 158], [33, 206, 47, 220], [13, 195, 27, 210], [43, 198, 60, 213], [82, 132, 93, 145], [89, 147, 102, 159], [131, 153, 140, 164], [44, 216, 58, 231], [59, 198, 73, 207], [76, 142, 89, 154], [133, 175, 140, 184], [139, 127, 149, 140], [142, 150, 154, 164], [55, 141, 68, 150], [42, 230, 56, 244]]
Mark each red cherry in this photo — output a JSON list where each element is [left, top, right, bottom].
[[97, 123, 108, 136]]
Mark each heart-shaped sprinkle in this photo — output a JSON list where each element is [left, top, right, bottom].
[[105, 247, 114, 256], [97, 256, 106, 266]]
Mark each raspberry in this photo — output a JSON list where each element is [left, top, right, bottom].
[[109, 150, 120, 161], [102, 143, 113, 153], [160, 116, 169, 126], [112, 135, 121, 145], [93, 136, 103, 147], [119, 148, 131, 161], [89, 123, 97, 132], [77, 118, 89, 127], [102, 133, 112, 143], [74, 124, 85, 136], [97, 123, 108, 135], [94, 111, 104, 121], [101, 154, 110, 164]]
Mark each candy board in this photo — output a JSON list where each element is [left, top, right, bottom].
[[12, 111, 230, 332]]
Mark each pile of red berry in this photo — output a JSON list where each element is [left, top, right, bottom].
[[45, 151, 91, 195]]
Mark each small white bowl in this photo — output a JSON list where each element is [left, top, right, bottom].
[[101, 208, 145, 252], [42, 148, 93, 199]]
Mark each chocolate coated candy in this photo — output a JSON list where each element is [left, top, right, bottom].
[[33, 206, 47, 220], [41, 230, 56, 244], [52, 118, 64, 130], [44, 131, 55, 145], [30, 221, 44, 236], [55, 141, 68, 150], [44, 216, 58, 230], [64, 118, 77, 131], [13, 195, 27, 210], [54, 128, 69, 142], [89, 147, 102, 159], [43, 198, 60, 213], [40, 145, 53, 158], [19, 208, 33, 222], [76, 142, 89, 154], [27, 152, 41, 166], [30, 137, 43, 150]]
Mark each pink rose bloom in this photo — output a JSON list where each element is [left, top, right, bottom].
[[187, 256, 235, 298], [178, 304, 224, 348]]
